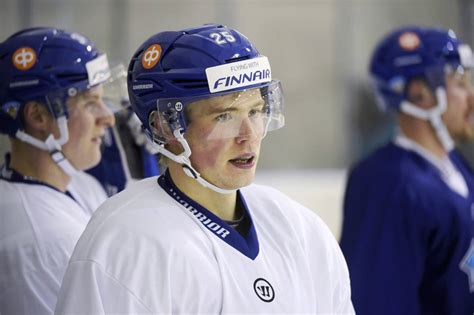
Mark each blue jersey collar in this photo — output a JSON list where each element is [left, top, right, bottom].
[[158, 170, 259, 260]]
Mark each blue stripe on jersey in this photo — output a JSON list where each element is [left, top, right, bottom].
[[0, 153, 77, 203], [158, 170, 259, 260]]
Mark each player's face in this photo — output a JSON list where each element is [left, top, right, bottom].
[[61, 86, 115, 170], [443, 71, 474, 141], [183, 89, 265, 190]]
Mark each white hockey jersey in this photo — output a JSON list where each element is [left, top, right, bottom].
[[56, 173, 354, 314], [0, 166, 107, 315]]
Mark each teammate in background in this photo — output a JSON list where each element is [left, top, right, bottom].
[[85, 63, 160, 197], [86, 95, 160, 196], [340, 26, 474, 314], [0, 27, 123, 314], [55, 24, 355, 314]]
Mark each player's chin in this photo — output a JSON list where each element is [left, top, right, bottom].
[[227, 173, 256, 190], [78, 151, 102, 171]]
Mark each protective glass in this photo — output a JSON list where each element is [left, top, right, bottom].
[[45, 63, 129, 119], [102, 64, 130, 113], [153, 80, 284, 143], [371, 62, 474, 112]]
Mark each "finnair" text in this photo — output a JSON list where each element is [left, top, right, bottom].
[[213, 69, 271, 90]]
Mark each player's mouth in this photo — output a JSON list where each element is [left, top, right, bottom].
[[229, 154, 256, 169]]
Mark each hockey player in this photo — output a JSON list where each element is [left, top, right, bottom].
[[85, 63, 160, 197], [55, 24, 355, 314], [340, 26, 474, 314], [0, 27, 123, 314]]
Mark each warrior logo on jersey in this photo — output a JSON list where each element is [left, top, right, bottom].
[[253, 278, 275, 302], [459, 239, 474, 292]]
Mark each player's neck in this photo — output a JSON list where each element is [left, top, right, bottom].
[[168, 164, 238, 221], [398, 116, 448, 159], [9, 140, 71, 192]]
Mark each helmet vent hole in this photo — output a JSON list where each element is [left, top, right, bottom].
[[172, 79, 208, 89], [225, 56, 250, 63]]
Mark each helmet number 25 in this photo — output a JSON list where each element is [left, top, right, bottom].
[[210, 32, 236, 45]]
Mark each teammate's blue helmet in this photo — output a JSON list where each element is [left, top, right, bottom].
[[0, 27, 109, 137], [369, 26, 473, 112], [128, 23, 284, 143]]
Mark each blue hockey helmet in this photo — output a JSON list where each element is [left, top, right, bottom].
[[127, 24, 285, 194], [0, 27, 115, 137], [369, 26, 473, 112], [0, 27, 129, 175], [128, 23, 284, 143]]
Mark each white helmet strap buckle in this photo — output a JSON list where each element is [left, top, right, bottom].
[[400, 87, 454, 151], [15, 115, 78, 176], [151, 129, 236, 194]]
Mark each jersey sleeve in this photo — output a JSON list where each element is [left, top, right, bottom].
[[55, 260, 153, 315], [329, 235, 356, 314], [0, 182, 94, 315], [1, 257, 66, 315], [288, 197, 355, 314], [318, 220, 355, 314]]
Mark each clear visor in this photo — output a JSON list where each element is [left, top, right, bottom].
[[45, 64, 129, 119], [102, 64, 130, 113], [153, 80, 284, 143], [372, 62, 473, 112], [444, 64, 472, 82]]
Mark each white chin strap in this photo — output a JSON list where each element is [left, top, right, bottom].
[[399, 87, 455, 151], [152, 129, 236, 194], [14, 116, 78, 176]]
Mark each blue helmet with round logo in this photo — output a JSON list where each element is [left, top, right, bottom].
[[370, 25, 474, 152], [127, 24, 284, 194], [128, 23, 283, 137], [369, 26, 473, 112], [0, 27, 107, 137]]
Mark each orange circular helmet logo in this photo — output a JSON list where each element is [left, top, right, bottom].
[[12, 47, 37, 70], [141, 44, 162, 69], [398, 32, 421, 51]]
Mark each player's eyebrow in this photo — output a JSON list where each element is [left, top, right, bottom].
[[205, 106, 239, 115], [205, 99, 264, 115]]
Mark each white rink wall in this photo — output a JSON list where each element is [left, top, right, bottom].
[[255, 169, 347, 240]]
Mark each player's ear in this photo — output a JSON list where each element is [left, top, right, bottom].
[[406, 79, 436, 109], [22, 101, 54, 134]]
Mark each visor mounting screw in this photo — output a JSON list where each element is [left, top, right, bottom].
[[67, 87, 77, 97], [175, 102, 183, 112]]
